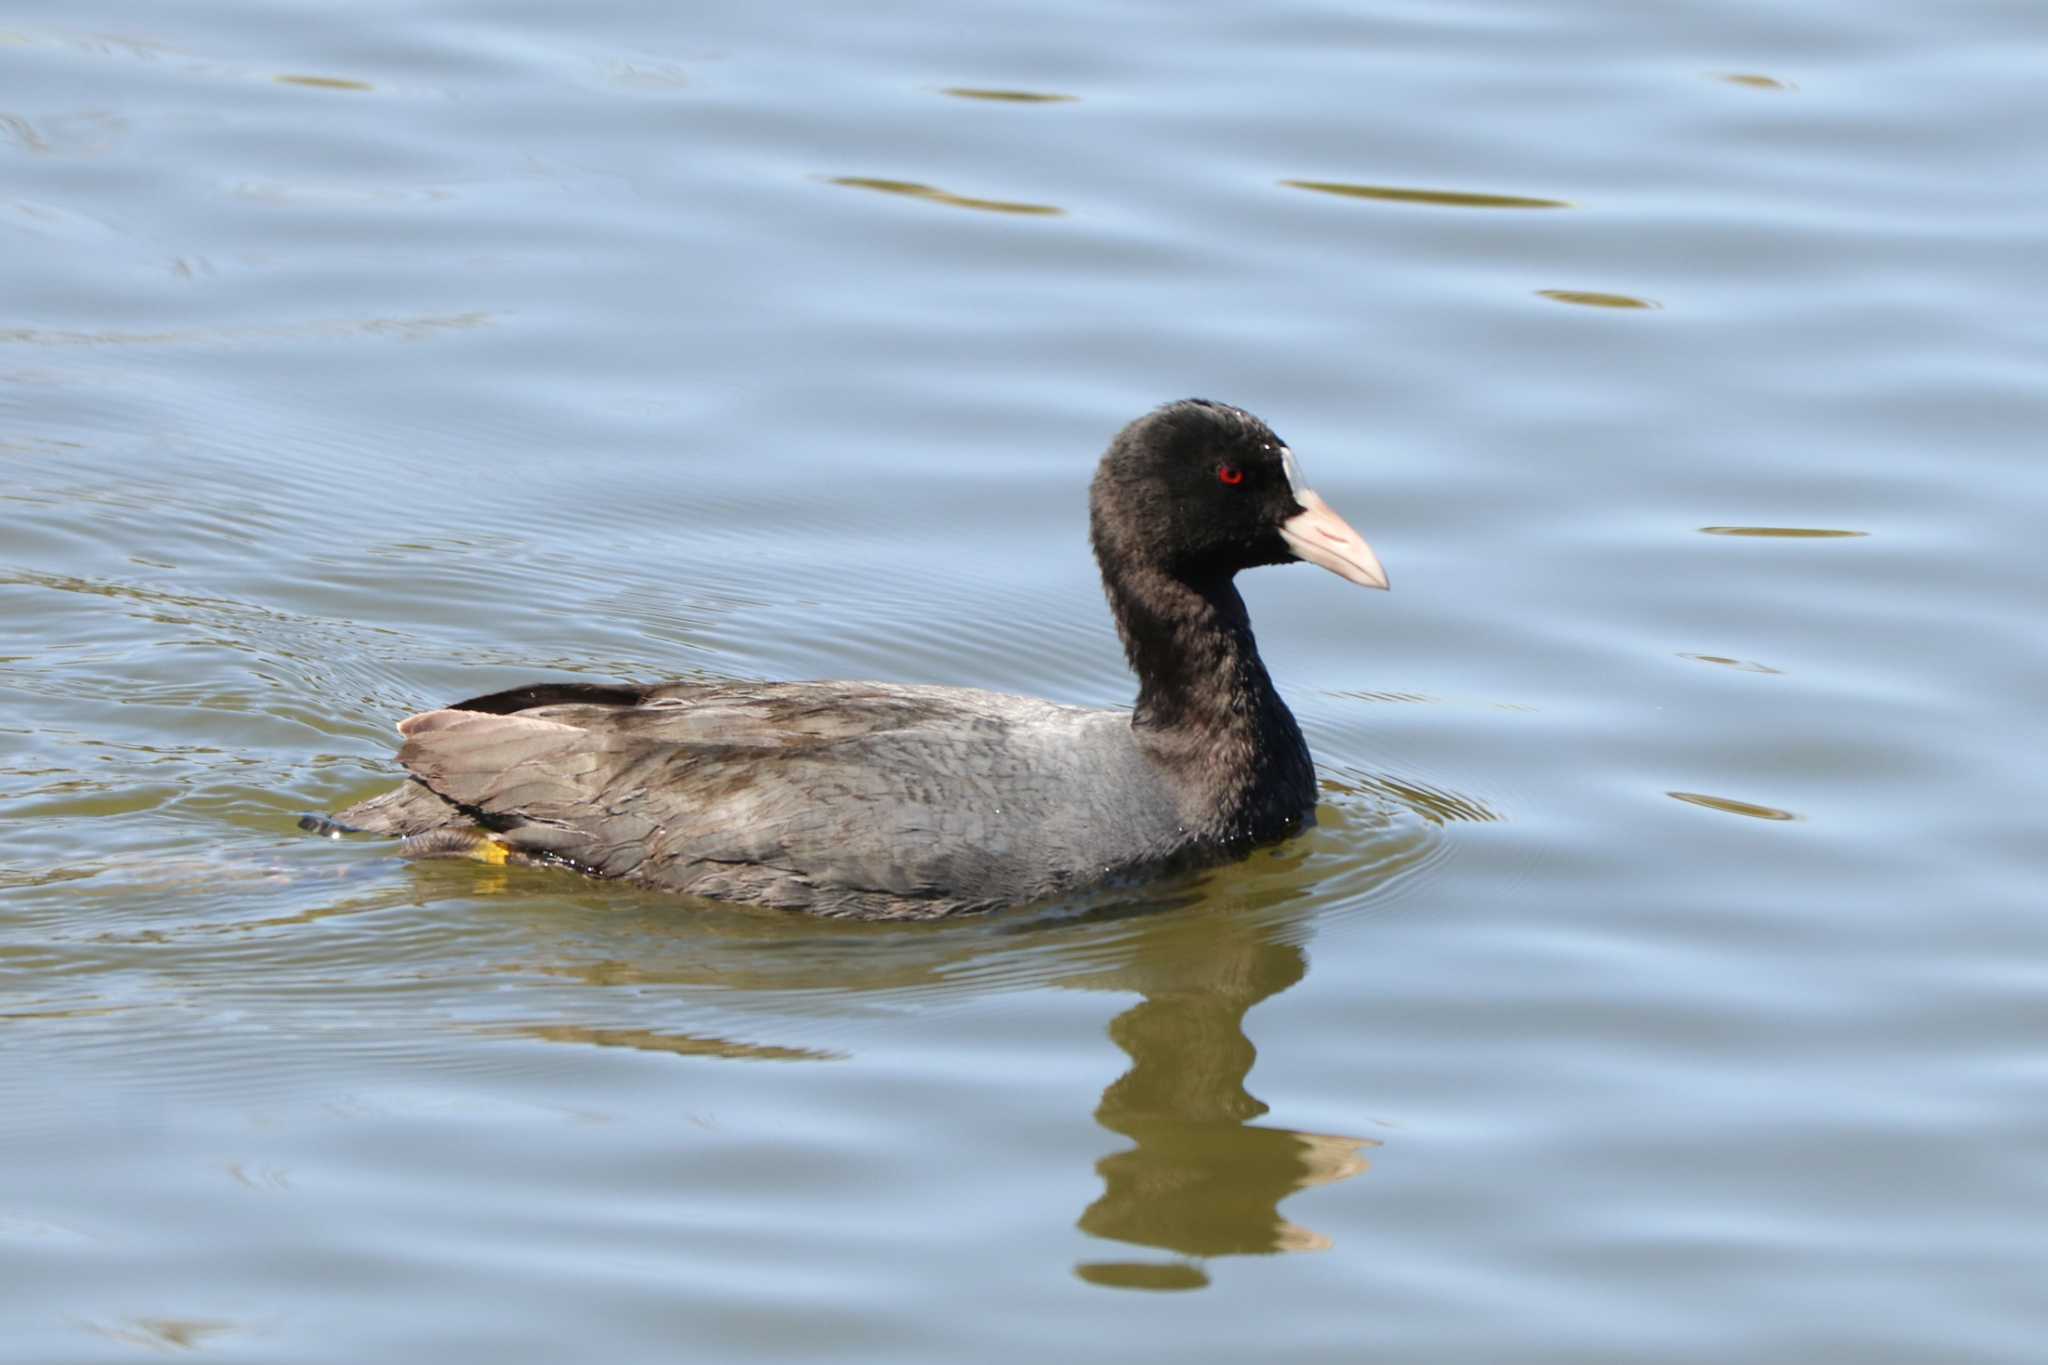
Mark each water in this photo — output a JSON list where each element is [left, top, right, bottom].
[[4, 0, 2045, 1359]]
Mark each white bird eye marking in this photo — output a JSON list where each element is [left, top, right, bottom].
[[1279, 446, 1308, 495]]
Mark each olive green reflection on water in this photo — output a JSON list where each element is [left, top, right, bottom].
[[1680, 653, 1784, 675], [1281, 180, 1571, 210], [1698, 526, 1868, 538], [1667, 790, 1801, 821], [1713, 72, 1797, 91], [274, 74, 373, 92], [1071, 906, 1376, 1281], [1327, 770, 1499, 827], [1074, 1261, 1210, 1292], [828, 177, 1064, 216], [1537, 289, 1661, 310], [488, 1022, 844, 1062], [445, 838, 1397, 1289], [939, 87, 1077, 103], [1, 1004, 131, 1023]]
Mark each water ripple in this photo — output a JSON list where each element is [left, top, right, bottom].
[[1281, 179, 1571, 210], [1667, 790, 1802, 821], [273, 74, 373, 92], [1538, 289, 1662, 310], [938, 88, 1077, 104], [828, 177, 1065, 216], [1698, 525, 1869, 538]]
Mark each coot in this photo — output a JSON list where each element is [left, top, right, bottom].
[[309, 399, 1387, 918]]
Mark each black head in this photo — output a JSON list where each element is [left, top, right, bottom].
[[1089, 398, 1387, 590]]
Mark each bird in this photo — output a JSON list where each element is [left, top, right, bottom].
[[305, 399, 1388, 919]]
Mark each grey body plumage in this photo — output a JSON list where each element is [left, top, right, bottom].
[[313, 400, 1387, 919]]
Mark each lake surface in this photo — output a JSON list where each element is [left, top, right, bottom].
[[4, 0, 2045, 1359]]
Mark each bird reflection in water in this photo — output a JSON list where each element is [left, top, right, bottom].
[[458, 834, 1404, 1294], [1061, 897, 1378, 1290]]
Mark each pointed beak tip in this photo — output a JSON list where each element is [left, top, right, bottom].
[[1280, 489, 1389, 594], [1344, 563, 1391, 592]]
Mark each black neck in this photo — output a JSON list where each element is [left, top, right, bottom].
[[1101, 567, 1254, 725], [1100, 564, 1315, 837]]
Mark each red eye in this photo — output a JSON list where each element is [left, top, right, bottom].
[[1218, 463, 1245, 486]]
